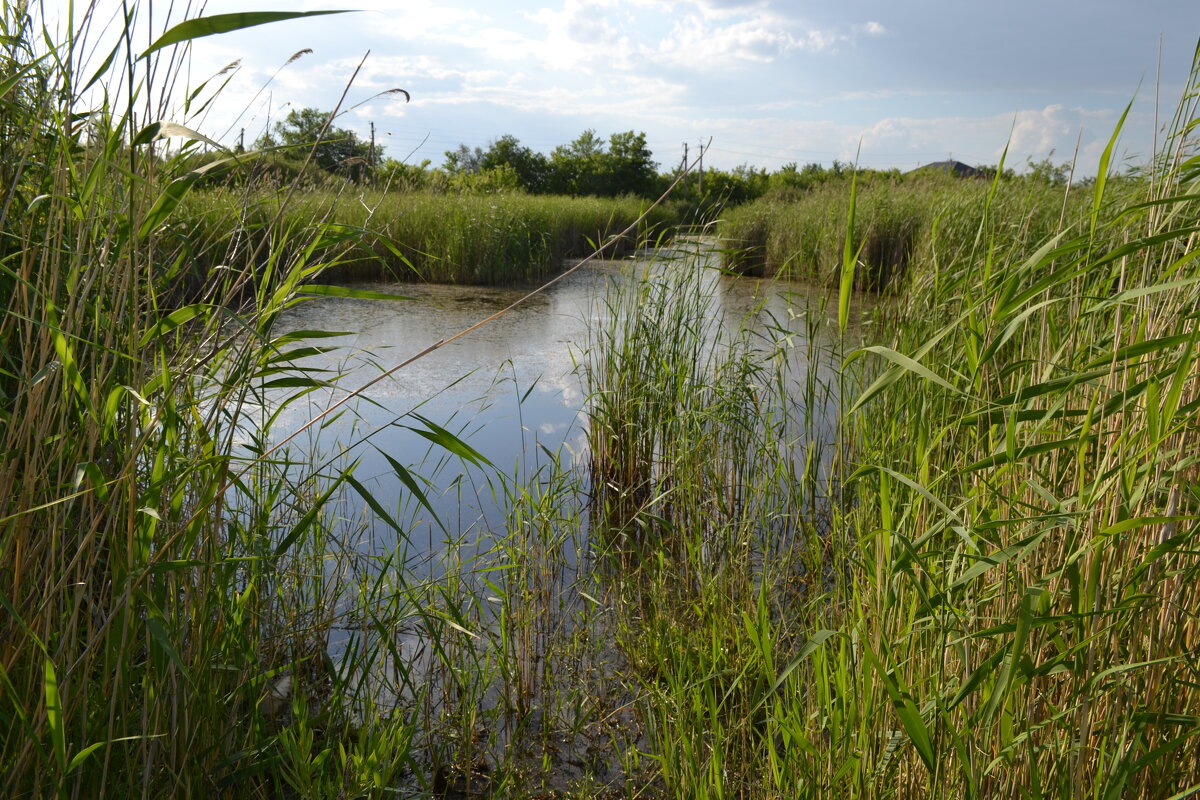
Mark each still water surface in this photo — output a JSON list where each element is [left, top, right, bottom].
[[260, 245, 852, 557]]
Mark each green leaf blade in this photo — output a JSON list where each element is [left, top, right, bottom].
[[142, 11, 354, 58]]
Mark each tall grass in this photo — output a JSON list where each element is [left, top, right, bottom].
[[187, 187, 675, 286], [6, 0, 1200, 796], [595, 49, 1200, 799], [813, 79, 1200, 795], [718, 171, 1109, 290], [581, 242, 855, 796], [0, 5, 436, 796]]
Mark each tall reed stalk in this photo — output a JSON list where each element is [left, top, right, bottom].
[[0, 5, 427, 796], [595, 45, 1200, 800]]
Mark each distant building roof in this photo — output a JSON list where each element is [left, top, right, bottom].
[[909, 160, 986, 178]]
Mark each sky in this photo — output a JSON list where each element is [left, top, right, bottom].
[[69, 0, 1200, 175]]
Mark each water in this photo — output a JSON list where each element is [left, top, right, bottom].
[[248, 242, 862, 787], [257, 244, 851, 561]]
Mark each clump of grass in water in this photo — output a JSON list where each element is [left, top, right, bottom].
[[585, 239, 835, 559], [581, 237, 852, 794]]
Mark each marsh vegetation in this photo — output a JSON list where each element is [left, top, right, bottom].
[[2, 4, 1199, 798]]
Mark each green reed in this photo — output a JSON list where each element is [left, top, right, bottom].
[[186, 188, 676, 286], [6, 0, 1199, 796], [717, 170, 1103, 291], [598, 46, 1200, 800], [0, 5, 435, 796]]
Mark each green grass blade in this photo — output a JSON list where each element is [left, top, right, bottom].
[[44, 659, 65, 773], [375, 447, 444, 530], [862, 642, 936, 774], [839, 155, 860, 334], [858, 345, 961, 394], [141, 11, 354, 57], [403, 413, 492, 467], [1091, 99, 1132, 240]]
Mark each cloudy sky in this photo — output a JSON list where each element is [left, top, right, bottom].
[[79, 0, 1200, 175]]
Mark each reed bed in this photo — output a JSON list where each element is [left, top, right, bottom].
[[599, 52, 1200, 800], [6, 0, 1200, 796], [718, 171, 1104, 290], [0, 5, 445, 796], [186, 188, 675, 286]]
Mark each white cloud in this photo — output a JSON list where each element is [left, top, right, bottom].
[[655, 12, 838, 68], [1010, 104, 1073, 156], [683, 100, 1144, 176], [336, 55, 505, 88], [865, 21, 886, 35], [359, 1, 490, 37], [404, 72, 689, 122]]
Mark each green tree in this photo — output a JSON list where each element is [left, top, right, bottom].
[[1025, 156, 1072, 186], [443, 143, 484, 174], [604, 130, 658, 197], [261, 107, 376, 180], [546, 129, 658, 197], [378, 157, 445, 191], [480, 135, 549, 192], [767, 161, 837, 199], [548, 129, 607, 195]]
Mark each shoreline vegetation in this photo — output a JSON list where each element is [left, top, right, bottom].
[[3, 3, 1199, 798], [185, 189, 677, 286]]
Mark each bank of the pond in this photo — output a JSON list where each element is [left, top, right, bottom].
[[184, 189, 677, 286], [716, 171, 1114, 289]]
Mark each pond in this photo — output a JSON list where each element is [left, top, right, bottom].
[[257, 241, 856, 563], [239, 239, 869, 790]]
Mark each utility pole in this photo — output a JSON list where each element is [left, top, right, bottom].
[[370, 121, 376, 185], [697, 138, 704, 196], [237, 128, 244, 153]]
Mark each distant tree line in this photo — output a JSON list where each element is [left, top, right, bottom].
[[440, 130, 659, 197], [194, 106, 1098, 218]]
